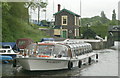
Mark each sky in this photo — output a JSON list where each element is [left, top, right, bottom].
[[30, 0, 119, 21], [118, 1, 120, 20]]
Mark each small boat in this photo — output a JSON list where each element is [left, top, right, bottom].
[[0, 45, 19, 58], [15, 40, 98, 71], [0, 55, 13, 64]]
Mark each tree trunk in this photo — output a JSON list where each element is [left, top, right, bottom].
[[38, 7, 40, 25]]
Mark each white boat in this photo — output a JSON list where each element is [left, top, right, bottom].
[[0, 45, 19, 58], [16, 40, 98, 71]]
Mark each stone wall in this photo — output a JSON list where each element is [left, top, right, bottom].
[[85, 40, 113, 50]]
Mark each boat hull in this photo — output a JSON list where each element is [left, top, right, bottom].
[[16, 57, 78, 71], [1, 54, 17, 58], [16, 52, 97, 71]]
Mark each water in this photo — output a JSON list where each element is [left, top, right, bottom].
[[1, 41, 119, 77]]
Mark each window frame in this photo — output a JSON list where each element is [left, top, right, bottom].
[[61, 16, 68, 25], [75, 16, 77, 25]]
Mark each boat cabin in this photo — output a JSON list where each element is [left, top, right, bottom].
[[16, 38, 33, 49], [0, 45, 18, 58], [20, 41, 92, 59], [16, 38, 33, 54], [0, 45, 13, 53]]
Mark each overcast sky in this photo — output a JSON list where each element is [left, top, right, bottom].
[[30, 0, 119, 21], [118, 1, 120, 20]]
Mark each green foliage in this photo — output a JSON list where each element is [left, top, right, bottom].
[[25, 0, 48, 9], [2, 2, 11, 14], [109, 20, 118, 25], [112, 9, 116, 20], [100, 11, 110, 24], [80, 25, 108, 38], [101, 11, 107, 19], [80, 10, 118, 39], [41, 20, 48, 26], [25, 0, 48, 25], [81, 16, 110, 26], [90, 26, 108, 38], [82, 28, 96, 39], [2, 2, 50, 42]]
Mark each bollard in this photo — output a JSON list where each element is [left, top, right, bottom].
[[13, 59, 16, 67]]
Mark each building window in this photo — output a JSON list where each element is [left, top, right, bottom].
[[77, 17, 80, 26], [62, 16, 67, 25], [75, 16, 77, 25], [75, 16, 80, 26], [77, 29, 79, 36], [75, 29, 77, 36]]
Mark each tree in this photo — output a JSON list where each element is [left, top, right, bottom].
[[100, 11, 109, 24], [8, 2, 29, 21], [25, 0, 47, 10], [2, 2, 29, 41], [101, 11, 106, 19], [41, 20, 48, 26], [2, 2, 11, 16], [37, 1, 47, 24], [112, 9, 116, 20], [82, 28, 96, 39], [42, 9, 47, 20], [25, 0, 48, 24]]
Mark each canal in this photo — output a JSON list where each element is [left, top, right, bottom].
[[0, 41, 119, 77]]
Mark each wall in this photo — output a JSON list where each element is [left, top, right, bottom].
[[84, 39, 113, 50]]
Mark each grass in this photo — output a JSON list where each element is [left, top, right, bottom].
[[2, 19, 50, 42]]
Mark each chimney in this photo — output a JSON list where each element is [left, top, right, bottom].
[[58, 4, 61, 12]]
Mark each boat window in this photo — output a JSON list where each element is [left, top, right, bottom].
[[37, 45, 54, 55], [2, 46, 10, 49], [58, 49, 68, 57], [8, 50, 11, 53], [18, 41, 26, 46], [53, 45, 68, 57], [0, 50, 6, 53]]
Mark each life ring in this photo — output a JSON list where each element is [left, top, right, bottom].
[[68, 61, 73, 70], [88, 57, 92, 65], [78, 60, 82, 68]]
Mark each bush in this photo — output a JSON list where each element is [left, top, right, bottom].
[[2, 2, 50, 42]]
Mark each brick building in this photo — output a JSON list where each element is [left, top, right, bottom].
[[53, 4, 80, 38]]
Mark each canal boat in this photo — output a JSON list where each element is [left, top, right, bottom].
[[15, 40, 98, 71]]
